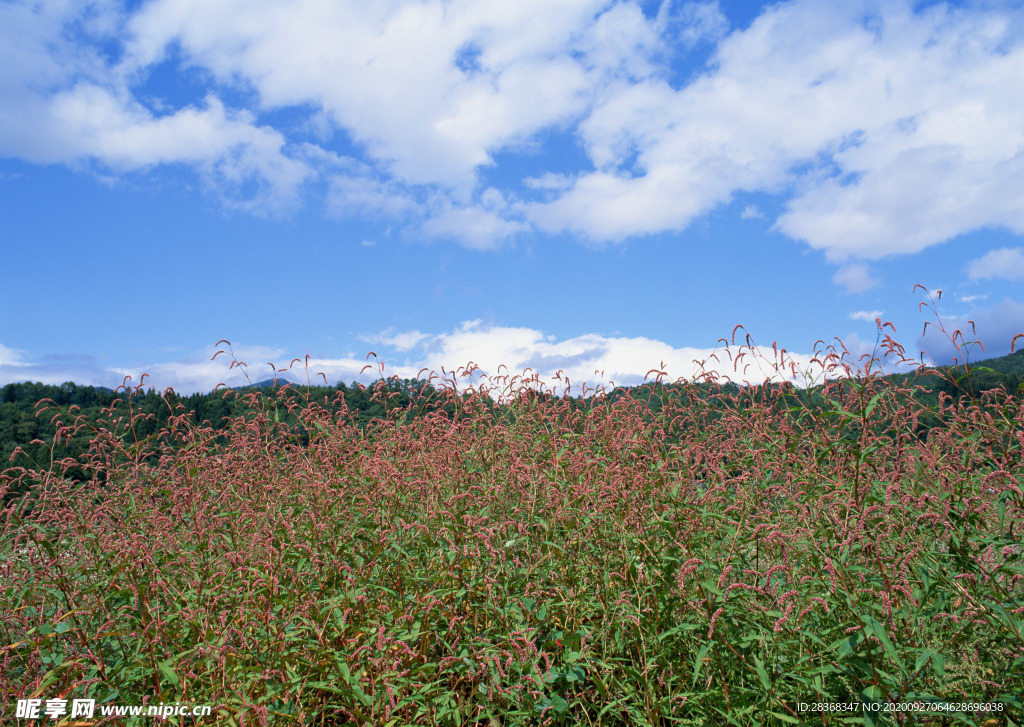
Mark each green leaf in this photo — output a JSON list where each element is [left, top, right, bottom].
[[699, 578, 724, 597], [658, 622, 698, 642], [157, 659, 180, 688], [39, 539, 56, 560], [692, 643, 713, 687], [861, 684, 881, 701], [863, 392, 883, 418], [831, 403, 857, 420], [753, 656, 771, 691], [835, 633, 860, 660], [861, 614, 903, 671], [336, 659, 351, 680]]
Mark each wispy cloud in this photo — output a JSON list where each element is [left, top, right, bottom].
[[0, 343, 297, 395], [833, 263, 878, 294], [850, 310, 884, 322], [968, 247, 1024, 281], [523, 172, 574, 191], [0, 344, 30, 367], [673, 1, 730, 48]]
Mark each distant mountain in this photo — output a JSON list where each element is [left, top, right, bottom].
[[228, 376, 307, 393], [235, 376, 302, 390]]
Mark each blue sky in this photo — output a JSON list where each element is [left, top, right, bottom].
[[2, 0, 1024, 398]]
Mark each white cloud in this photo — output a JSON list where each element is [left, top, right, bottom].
[[326, 174, 418, 220], [0, 343, 30, 367], [422, 204, 527, 249], [0, 342, 305, 395], [0, 3, 311, 212], [833, 262, 878, 293], [967, 247, 1024, 281], [850, 310, 884, 322], [523, 172, 574, 191], [958, 293, 987, 304], [142, 343, 296, 391], [369, 329, 430, 352], [121, 0, 614, 190], [3, 0, 1024, 256], [740, 204, 763, 219], [3, 320, 912, 399], [674, 1, 730, 47], [530, 0, 1024, 259], [421, 186, 529, 249], [54, 86, 310, 211], [357, 319, 844, 396]]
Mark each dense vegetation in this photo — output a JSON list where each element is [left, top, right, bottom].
[[1, 313, 1023, 725], [4, 342, 1023, 491]]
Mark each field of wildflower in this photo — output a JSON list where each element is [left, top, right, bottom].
[[2, 299, 1023, 725]]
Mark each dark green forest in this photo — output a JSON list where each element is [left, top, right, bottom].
[[0, 377, 455, 481]]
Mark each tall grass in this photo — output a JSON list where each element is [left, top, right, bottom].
[[2, 298, 1022, 725]]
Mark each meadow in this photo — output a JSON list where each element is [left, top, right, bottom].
[[2, 302, 1023, 725]]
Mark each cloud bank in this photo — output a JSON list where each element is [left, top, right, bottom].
[[2, 317, 873, 399]]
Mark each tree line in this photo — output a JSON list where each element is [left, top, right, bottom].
[[3, 348, 1022, 496]]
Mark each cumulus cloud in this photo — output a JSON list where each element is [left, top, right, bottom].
[[4, 318, 916, 400], [2, 0, 1024, 259], [355, 319, 846, 397], [121, 0, 611, 189], [0, 358, 118, 391], [0, 2, 311, 212], [968, 247, 1024, 281], [850, 310, 884, 322], [530, 0, 1024, 260]]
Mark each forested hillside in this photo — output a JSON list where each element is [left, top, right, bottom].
[[3, 347, 1022, 485], [0, 378, 453, 479]]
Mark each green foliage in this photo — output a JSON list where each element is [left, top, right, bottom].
[[2, 317, 1023, 725]]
